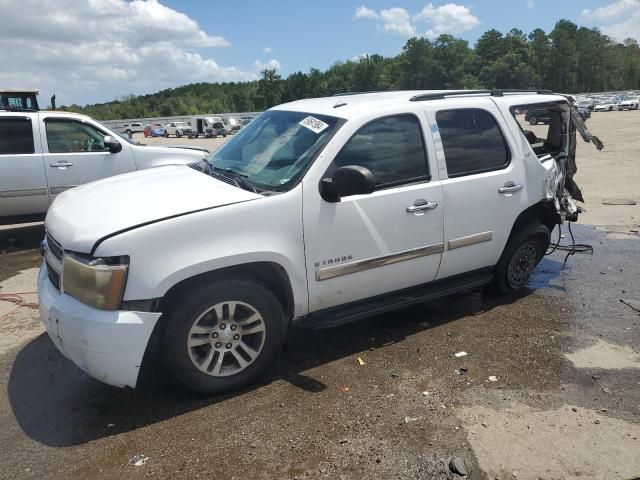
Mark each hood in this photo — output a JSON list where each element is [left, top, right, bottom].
[[45, 165, 261, 253]]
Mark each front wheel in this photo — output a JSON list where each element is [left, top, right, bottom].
[[162, 279, 287, 394], [492, 221, 550, 294], [529, 117, 538, 125]]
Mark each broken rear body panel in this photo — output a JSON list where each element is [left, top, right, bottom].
[[508, 97, 603, 223]]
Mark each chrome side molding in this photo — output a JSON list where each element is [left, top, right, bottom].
[[0, 187, 47, 198], [448, 231, 492, 250], [316, 243, 444, 281]]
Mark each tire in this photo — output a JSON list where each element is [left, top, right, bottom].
[[163, 131, 169, 138], [176, 131, 182, 138], [126, 129, 132, 135], [492, 221, 550, 295], [529, 117, 538, 125], [162, 278, 287, 394]]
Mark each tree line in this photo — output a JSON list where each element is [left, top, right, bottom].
[[64, 20, 640, 120]]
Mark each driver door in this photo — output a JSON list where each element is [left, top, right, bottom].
[[303, 113, 444, 312], [39, 115, 135, 200]]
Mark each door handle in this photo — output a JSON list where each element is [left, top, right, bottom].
[[50, 161, 74, 168], [406, 200, 438, 213], [498, 183, 523, 194]]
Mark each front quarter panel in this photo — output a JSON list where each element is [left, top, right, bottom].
[[93, 186, 308, 317]]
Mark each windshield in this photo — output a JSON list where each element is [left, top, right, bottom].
[[206, 110, 343, 192]]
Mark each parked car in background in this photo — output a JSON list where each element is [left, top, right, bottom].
[[0, 110, 207, 222], [122, 123, 145, 135], [205, 121, 227, 138], [524, 108, 551, 125], [144, 123, 165, 137], [164, 121, 195, 138], [223, 117, 241, 133], [577, 99, 595, 111], [577, 107, 591, 121], [38, 90, 603, 394], [618, 96, 639, 110], [594, 101, 618, 112]]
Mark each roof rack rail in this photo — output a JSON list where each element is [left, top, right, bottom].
[[332, 91, 379, 97], [409, 89, 554, 102]]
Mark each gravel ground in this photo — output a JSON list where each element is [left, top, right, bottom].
[[0, 111, 639, 479]]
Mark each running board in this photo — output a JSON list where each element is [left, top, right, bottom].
[[297, 268, 494, 329]]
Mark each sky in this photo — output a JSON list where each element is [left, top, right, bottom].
[[1, 0, 638, 106]]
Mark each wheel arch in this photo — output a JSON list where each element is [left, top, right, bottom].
[[503, 200, 558, 256], [159, 261, 295, 322]]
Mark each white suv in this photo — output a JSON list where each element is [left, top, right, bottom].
[[0, 111, 207, 222], [122, 123, 145, 134], [164, 121, 194, 138], [38, 90, 603, 394]]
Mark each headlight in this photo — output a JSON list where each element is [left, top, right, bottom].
[[62, 254, 128, 310]]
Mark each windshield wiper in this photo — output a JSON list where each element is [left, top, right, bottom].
[[211, 166, 258, 193]]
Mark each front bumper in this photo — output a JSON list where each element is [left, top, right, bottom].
[[38, 262, 161, 388]]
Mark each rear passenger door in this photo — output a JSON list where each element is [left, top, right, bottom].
[[0, 115, 49, 218], [428, 101, 527, 279]]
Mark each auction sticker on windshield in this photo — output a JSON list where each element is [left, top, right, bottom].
[[299, 116, 329, 134]]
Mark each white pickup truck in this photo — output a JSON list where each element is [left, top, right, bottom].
[[39, 90, 602, 394], [0, 110, 207, 222]]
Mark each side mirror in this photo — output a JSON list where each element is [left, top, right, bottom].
[[103, 135, 122, 153], [320, 165, 376, 202]]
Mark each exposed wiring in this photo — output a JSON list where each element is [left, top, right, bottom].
[[545, 222, 593, 269]]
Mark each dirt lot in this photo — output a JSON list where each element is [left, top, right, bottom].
[[0, 110, 639, 479]]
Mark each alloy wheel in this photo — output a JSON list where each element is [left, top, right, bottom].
[[187, 301, 266, 377]]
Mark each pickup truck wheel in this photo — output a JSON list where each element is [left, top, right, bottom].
[[162, 279, 287, 394], [492, 221, 550, 294], [528, 117, 538, 125], [176, 131, 182, 138], [163, 131, 169, 138]]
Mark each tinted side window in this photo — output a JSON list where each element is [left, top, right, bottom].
[[333, 115, 428, 187], [45, 119, 106, 153], [0, 117, 35, 154], [436, 109, 510, 177]]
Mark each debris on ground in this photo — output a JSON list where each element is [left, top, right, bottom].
[[620, 298, 640, 314], [488, 376, 498, 382], [454, 367, 468, 375], [602, 387, 611, 394], [357, 357, 365, 366], [339, 386, 349, 393], [601, 198, 637, 205], [449, 456, 470, 476], [454, 351, 468, 358], [128, 454, 148, 467], [404, 416, 420, 424]]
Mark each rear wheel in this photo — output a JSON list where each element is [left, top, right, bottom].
[[492, 221, 550, 294], [162, 279, 287, 394]]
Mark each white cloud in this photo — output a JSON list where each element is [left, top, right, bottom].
[[354, 3, 479, 38], [380, 8, 416, 36], [527, 0, 536, 9], [351, 52, 372, 61], [414, 3, 480, 38], [581, 0, 640, 41], [354, 5, 379, 19], [262, 46, 273, 54], [0, 0, 265, 106], [253, 59, 282, 71]]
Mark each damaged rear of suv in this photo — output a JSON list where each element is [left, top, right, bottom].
[[38, 90, 602, 394]]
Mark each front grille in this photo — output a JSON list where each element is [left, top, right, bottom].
[[46, 260, 61, 290], [46, 233, 63, 261]]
